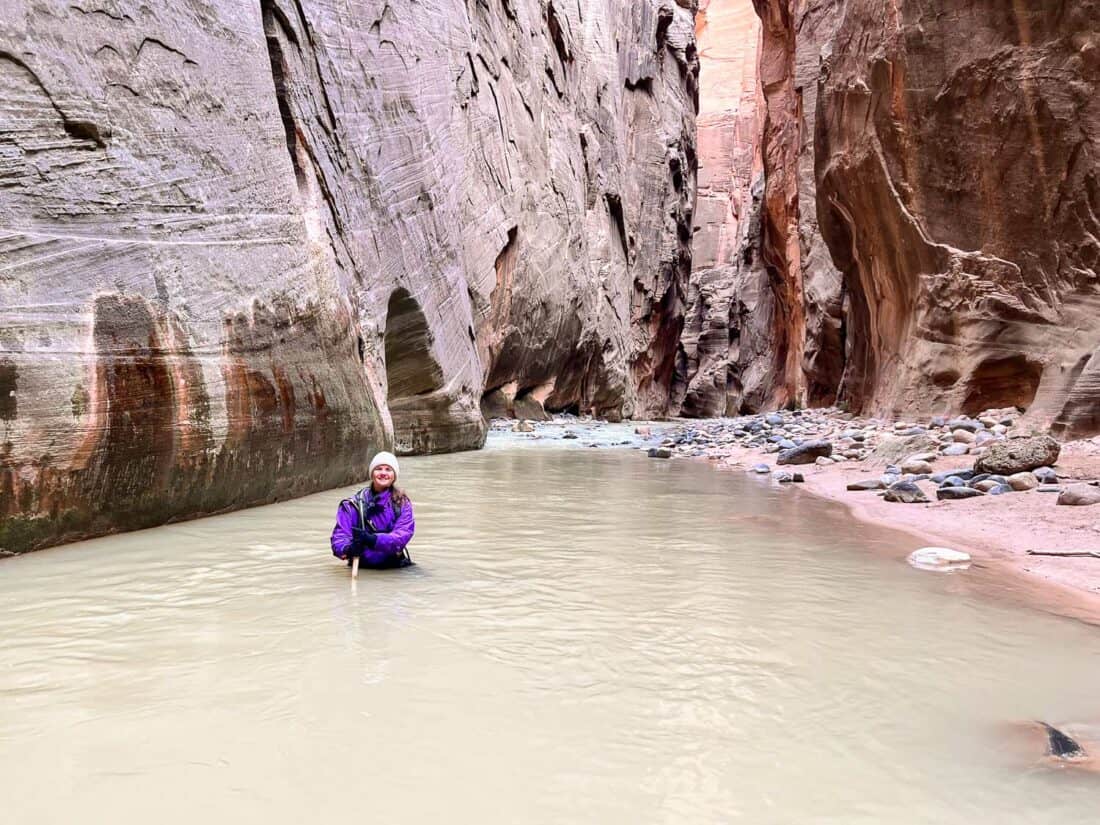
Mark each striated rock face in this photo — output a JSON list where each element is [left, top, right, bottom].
[[0, 0, 698, 552], [677, 0, 762, 416], [734, 0, 1100, 434]]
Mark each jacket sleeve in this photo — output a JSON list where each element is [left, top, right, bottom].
[[363, 500, 415, 564], [330, 500, 358, 559]]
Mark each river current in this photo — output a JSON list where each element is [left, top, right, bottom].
[[3, 436, 1099, 823]]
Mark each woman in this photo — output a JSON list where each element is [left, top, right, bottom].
[[331, 451, 415, 569]]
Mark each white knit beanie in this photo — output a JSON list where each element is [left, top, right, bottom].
[[368, 451, 400, 480]]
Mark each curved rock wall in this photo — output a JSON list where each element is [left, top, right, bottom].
[[0, 0, 698, 553], [703, 0, 1100, 437]]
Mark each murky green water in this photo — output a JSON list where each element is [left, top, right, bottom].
[[3, 442, 1099, 823]]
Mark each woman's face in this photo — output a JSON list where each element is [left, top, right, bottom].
[[371, 464, 396, 490]]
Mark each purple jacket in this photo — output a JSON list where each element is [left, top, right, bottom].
[[331, 487, 415, 567]]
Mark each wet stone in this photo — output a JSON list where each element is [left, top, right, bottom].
[[647, 447, 672, 459]]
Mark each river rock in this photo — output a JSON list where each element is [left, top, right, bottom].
[[936, 486, 984, 501], [871, 434, 941, 464], [1033, 466, 1058, 484], [973, 480, 1000, 493], [987, 484, 1013, 496], [647, 447, 672, 459], [773, 471, 804, 483], [952, 429, 977, 444], [907, 547, 971, 571], [1057, 484, 1100, 506], [777, 440, 833, 465], [1007, 472, 1038, 491], [900, 458, 934, 475], [974, 436, 1061, 476], [847, 479, 886, 491], [752, 464, 771, 474], [932, 468, 975, 483], [884, 481, 930, 504]]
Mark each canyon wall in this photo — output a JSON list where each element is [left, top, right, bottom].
[[699, 0, 1100, 435], [0, 0, 698, 553], [677, 0, 763, 416]]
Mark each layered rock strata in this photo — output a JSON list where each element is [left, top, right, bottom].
[[678, 0, 763, 416], [0, 0, 698, 552], [697, 0, 1100, 437]]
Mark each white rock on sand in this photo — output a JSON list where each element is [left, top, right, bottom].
[[907, 547, 972, 572]]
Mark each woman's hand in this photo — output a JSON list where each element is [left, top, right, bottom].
[[351, 527, 377, 549]]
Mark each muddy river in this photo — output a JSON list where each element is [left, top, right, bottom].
[[3, 438, 1099, 823]]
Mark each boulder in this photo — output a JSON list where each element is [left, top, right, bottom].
[[884, 481, 930, 504], [974, 436, 1061, 476], [1057, 484, 1100, 506], [871, 433, 941, 464], [777, 440, 833, 465]]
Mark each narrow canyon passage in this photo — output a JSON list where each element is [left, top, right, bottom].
[[4, 443, 1099, 824]]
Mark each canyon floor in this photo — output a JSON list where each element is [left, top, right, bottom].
[[496, 413, 1100, 624]]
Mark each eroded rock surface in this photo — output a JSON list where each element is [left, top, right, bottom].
[[0, 0, 698, 552], [698, 0, 1100, 435]]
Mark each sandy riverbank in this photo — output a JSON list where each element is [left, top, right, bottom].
[[495, 414, 1100, 624], [712, 439, 1100, 623]]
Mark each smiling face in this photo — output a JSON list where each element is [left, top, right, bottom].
[[371, 464, 396, 492]]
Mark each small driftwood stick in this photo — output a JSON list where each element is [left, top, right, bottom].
[[1026, 550, 1100, 559], [351, 555, 360, 578]]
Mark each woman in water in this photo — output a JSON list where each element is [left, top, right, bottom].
[[330, 451, 415, 569]]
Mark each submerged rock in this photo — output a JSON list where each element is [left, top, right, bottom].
[[647, 447, 672, 459]]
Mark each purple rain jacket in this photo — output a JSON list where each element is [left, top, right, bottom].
[[330, 487, 415, 568]]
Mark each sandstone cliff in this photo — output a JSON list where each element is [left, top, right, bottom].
[[697, 0, 1100, 437], [0, 0, 698, 552]]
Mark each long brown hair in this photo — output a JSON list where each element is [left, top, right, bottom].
[[389, 486, 408, 512]]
